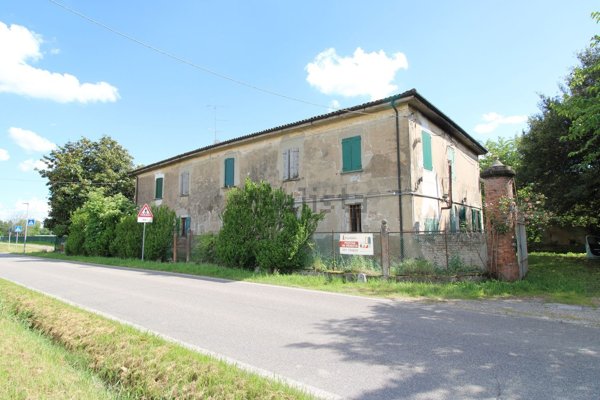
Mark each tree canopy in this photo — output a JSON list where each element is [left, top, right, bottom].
[[39, 136, 135, 236]]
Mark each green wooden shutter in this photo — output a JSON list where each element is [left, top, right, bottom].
[[224, 158, 234, 187], [155, 177, 163, 199], [342, 136, 361, 172], [422, 131, 433, 171]]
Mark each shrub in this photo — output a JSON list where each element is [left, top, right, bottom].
[[141, 205, 176, 261], [191, 233, 219, 264], [216, 179, 323, 271], [65, 189, 135, 256], [111, 214, 142, 258], [64, 211, 87, 255]]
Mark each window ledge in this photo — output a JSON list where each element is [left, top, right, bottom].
[[341, 169, 363, 174], [282, 177, 301, 182]]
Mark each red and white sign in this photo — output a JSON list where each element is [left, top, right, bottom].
[[137, 204, 154, 223], [339, 233, 374, 255]]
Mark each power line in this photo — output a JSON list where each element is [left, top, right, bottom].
[[46, 0, 368, 116]]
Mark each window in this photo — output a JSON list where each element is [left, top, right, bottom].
[[424, 217, 439, 232], [449, 206, 457, 233], [282, 148, 299, 180], [447, 147, 456, 181], [155, 177, 163, 199], [422, 131, 433, 171], [348, 204, 362, 232], [180, 171, 189, 196], [180, 217, 190, 237], [224, 157, 235, 187], [342, 136, 362, 172], [459, 206, 467, 231], [471, 209, 482, 232]]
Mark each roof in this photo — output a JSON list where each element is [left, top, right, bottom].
[[132, 89, 487, 175]]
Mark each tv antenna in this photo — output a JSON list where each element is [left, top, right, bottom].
[[206, 104, 227, 144]]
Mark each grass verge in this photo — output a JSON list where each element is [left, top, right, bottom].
[[0, 302, 122, 400], [0, 279, 313, 400], [28, 251, 600, 306], [0, 242, 53, 253]]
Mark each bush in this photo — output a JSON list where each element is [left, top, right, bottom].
[[111, 214, 142, 258], [65, 190, 135, 256], [141, 206, 176, 261], [191, 233, 219, 264], [64, 211, 86, 255], [216, 179, 323, 271]]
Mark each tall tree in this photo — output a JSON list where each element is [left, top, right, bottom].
[[479, 135, 522, 172], [517, 13, 600, 232], [39, 136, 135, 236]]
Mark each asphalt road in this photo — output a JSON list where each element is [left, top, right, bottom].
[[0, 254, 599, 400]]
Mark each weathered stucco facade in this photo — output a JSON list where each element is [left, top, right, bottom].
[[133, 89, 486, 235]]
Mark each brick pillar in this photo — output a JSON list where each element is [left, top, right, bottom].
[[481, 160, 519, 281]]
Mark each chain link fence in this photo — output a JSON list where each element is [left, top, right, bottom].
[[312, 231, 487, 274]]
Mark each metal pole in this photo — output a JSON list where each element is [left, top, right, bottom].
[[23, 202, 29, 253], [141, 222, 146, 261]]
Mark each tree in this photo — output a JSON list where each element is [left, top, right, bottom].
[[39, 136, 135, 236], [556, 12, 600, 170], [216, 179, 324, 271], [479, 136, 522, 172], [517, 15, 600, 232]]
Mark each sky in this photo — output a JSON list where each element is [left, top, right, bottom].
[[0, 0, 598, 224]]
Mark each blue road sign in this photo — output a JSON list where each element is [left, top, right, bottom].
[[27, 219, 35, 226], [14, 225, 22, 233]]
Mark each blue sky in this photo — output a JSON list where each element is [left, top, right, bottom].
[[0, 0, 597, 223]]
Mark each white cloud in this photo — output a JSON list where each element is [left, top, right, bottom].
[[0, 21, 119, 103], [19, 158, 49, 172], [474, 112, 527, 134], [9, 127, 57, 153], [306, 47, 409, 100], [0, 198, 49, 222], [328, 99, 341, 112], [0, 148, 9, 161]]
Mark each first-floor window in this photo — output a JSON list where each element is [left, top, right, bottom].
[[348, 204, 362, 232], [180, 171, 189, 196], [155, 177, 163, 199], [282, 148, 299, 180], [224, 157, 235, 187]]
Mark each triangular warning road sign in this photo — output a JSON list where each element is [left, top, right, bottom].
[[137, 204, 154, 218]]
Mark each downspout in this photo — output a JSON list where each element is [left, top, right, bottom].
[[391, 98, 405, 260]]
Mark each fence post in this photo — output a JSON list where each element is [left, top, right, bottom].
[[380, 220, 390, 278], [173, 231, 177, 262], [186, 230, 192, 263], [444, 229, 449, 270]]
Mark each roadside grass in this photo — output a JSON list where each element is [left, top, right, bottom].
[[0, 242, 53, 253], [0, 300, 124, 400], [0, 279, 314, 400], [29, 251, 600, 306]]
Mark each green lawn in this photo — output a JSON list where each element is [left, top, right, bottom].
[[28, 251, 600, 306]]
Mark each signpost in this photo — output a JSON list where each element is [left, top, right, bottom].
[[137, 204, 154, 261], [339, 233, 374, 255]]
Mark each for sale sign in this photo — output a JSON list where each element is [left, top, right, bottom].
[[339, 233, 374, 255]]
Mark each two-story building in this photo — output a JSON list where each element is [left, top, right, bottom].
[[133, 89, 487, 237]]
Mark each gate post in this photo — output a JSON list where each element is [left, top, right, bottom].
[[481, 160, 521, 281], [380, 220, 390, 278]]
